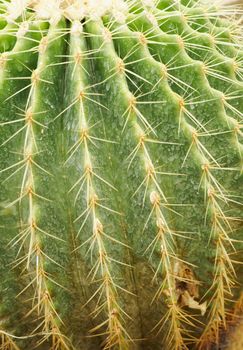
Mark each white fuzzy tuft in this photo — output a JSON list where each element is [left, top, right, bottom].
[[5, 0, 128, 21], [33, 0, 62, 23], [5, 0, 241, 23], [6, 0, 29, 22]]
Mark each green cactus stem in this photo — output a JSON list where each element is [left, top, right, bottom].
[[0, 1, 242, 349]]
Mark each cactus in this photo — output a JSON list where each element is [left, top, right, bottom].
[[0, 0, 242, 349]]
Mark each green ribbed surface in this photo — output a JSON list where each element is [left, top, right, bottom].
[[0, 1, 242, 349]]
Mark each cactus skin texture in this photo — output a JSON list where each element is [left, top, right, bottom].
[[0, 0, 243, 349]]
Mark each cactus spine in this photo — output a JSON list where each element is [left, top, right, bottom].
[[0, 0, 242, 349]]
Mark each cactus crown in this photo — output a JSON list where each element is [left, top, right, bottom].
[[0, 0, 242, 349]]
